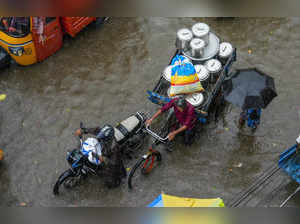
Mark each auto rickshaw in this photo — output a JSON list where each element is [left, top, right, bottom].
[[0, 17, 104, 68]]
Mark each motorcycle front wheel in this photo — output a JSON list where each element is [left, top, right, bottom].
[[53, 169, 79, 195]]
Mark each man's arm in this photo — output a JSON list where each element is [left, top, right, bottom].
[[146, 100, 174, 126], [168, 125, 188, 141], [146, 109, 162, 126], [75, 127, 101, 137], [84, 127, 101, 136]]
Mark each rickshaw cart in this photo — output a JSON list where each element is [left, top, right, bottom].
[[147, 47, 237, 124]]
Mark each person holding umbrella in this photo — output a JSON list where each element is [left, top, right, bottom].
[[239, 108, 262, 130], [222, 68, 277, 131]]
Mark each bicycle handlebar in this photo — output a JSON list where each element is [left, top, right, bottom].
[[145, 125, 169, 143]]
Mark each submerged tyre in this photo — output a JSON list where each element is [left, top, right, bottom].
[[128, 151, 162, 189], [53, 169, 76, 195], [128, 158, 145, 190], [0, 48, 10, 69]]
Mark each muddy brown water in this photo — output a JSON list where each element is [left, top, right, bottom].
[[0, 18, 300, 207]]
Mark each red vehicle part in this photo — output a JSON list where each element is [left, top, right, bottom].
[[60, 17, 96, 37], [32, 17, 63, 62]]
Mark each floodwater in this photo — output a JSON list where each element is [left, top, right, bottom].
[[0, 18, 300, 207]]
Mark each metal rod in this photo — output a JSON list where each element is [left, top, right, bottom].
[[229, 165, 280, 207], [280, 186, 300, 207]]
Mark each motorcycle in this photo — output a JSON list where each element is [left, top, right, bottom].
[[53, 112, 147, 195]]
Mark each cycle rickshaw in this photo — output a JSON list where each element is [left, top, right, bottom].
[[128, 45, 237, 189]]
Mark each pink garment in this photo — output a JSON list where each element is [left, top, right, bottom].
[[161, 98, 196, 130]]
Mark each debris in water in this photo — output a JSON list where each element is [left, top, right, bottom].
[[19, 202, 27, 207], [233, 162, 243, 168], [0, 94, 6, 101]]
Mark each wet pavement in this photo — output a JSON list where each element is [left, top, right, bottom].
[[0, 18, 300, 207]]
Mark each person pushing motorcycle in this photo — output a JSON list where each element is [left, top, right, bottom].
[[75, 125, 126, 188]]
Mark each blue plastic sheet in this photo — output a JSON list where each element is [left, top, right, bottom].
[[279, 144, 300, 184], [147, 90, 171, 105]]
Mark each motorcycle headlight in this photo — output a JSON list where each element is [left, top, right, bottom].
[[8, 47, 24, 56]]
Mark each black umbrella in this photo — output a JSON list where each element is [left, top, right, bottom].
[[223, 68, 277, 110]]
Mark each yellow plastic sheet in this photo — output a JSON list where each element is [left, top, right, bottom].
[[0, 94, 6, 101], [161, 194, 225, 207]]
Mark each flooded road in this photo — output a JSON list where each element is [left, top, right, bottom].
[[0, 18, 300, 207]]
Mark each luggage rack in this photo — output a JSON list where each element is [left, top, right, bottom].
[[151, 48, 237, 113]]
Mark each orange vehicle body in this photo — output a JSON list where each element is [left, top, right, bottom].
[[33, 17, 97, 63], [0, 16, 98, 66]]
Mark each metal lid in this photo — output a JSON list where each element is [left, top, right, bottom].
[[186, 93, 205, 107], [162, 65, 173, 82], [219, 42, 233, 58], [182, 32, 220, 62], [194, 65, 209, 81], [190, 38, 205, 50], [177, 28, 193, 41], [192, 23, 210, 38], [205, 59, 222, 73]]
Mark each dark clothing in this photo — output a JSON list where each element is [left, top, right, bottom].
[[103, 147, 127, 188], [161, 98, 196, 130], [83, 126, 126, 188], [168, 112, 196, 146], [240, 108, 261, 129]]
